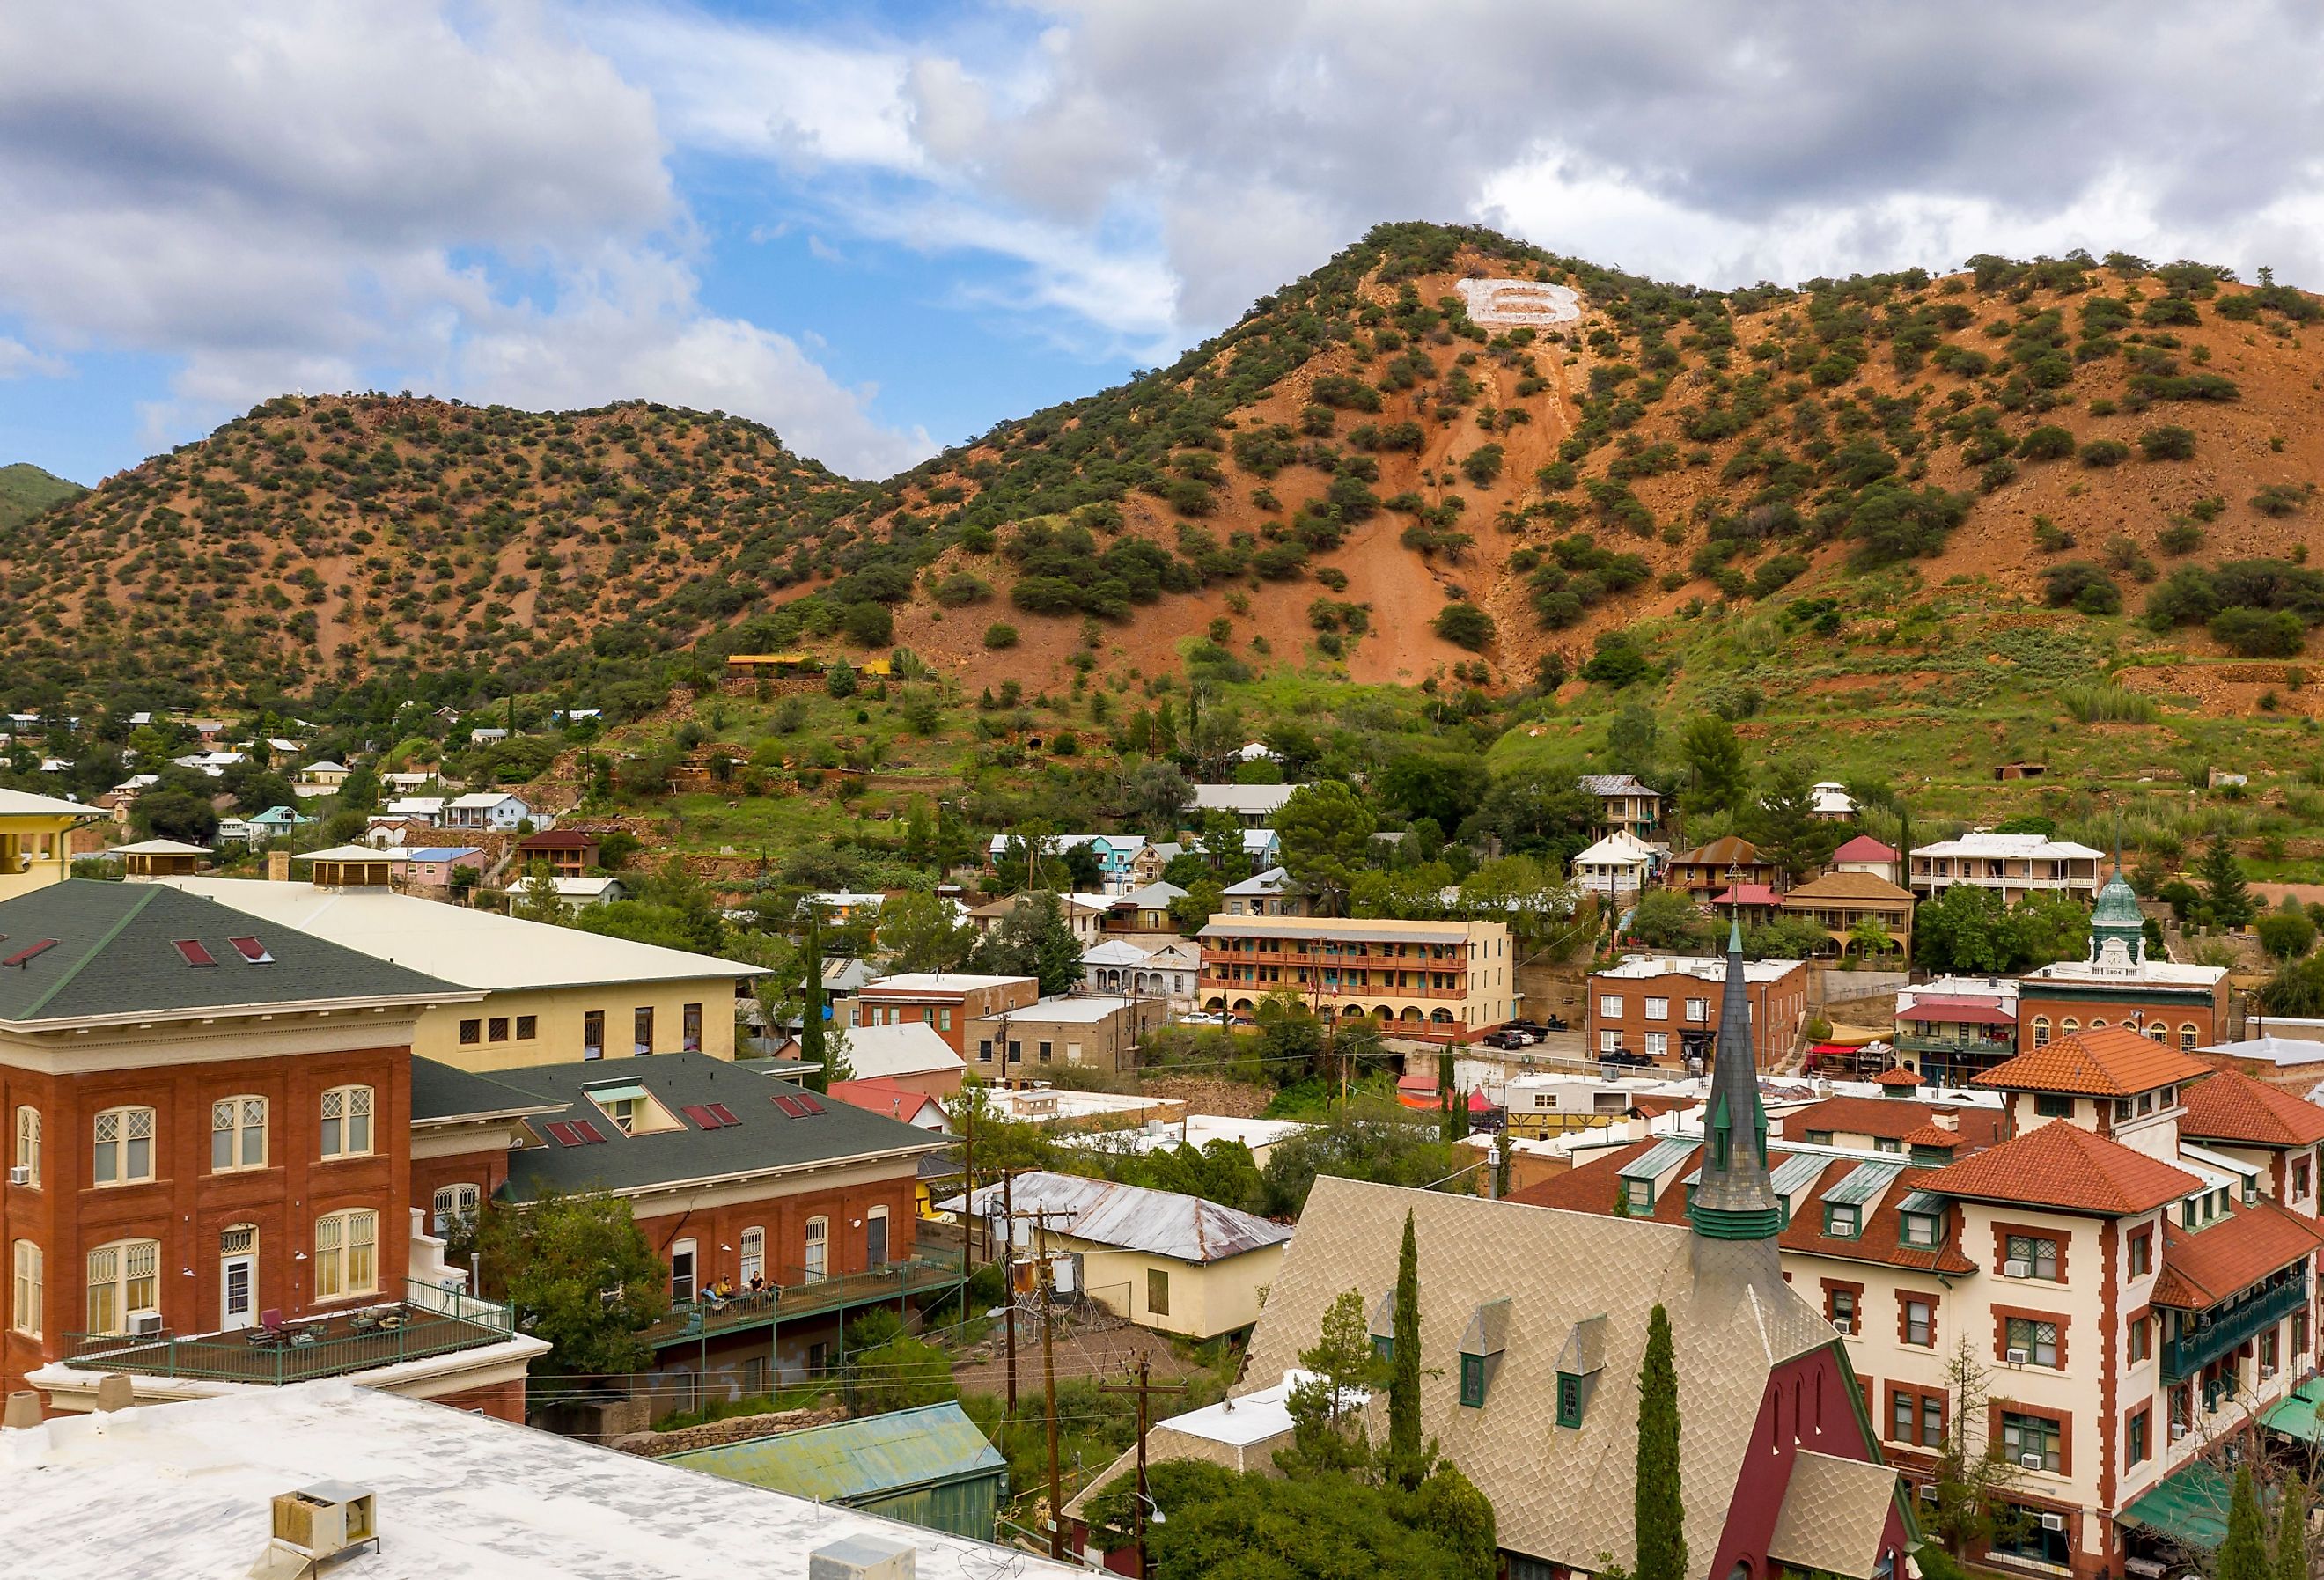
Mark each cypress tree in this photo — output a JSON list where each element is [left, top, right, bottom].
[[2203, 834, 2256, 929], [1634, 1303, 1686, 1580], [799, 919, 828, 1093], [2275, 1475, 2308, 1580], [2219, 1463, 2267, 1580], [1387, 1208, 1423, 1487]]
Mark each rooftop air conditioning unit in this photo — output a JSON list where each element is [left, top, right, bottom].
[[1832, 1319, 1854, 1335], [269, 1481, 378, 1562], [128, 1312, 164, 1338], [808, 1533, 916, 1580], [2020, 1453, 2046, 1472], [2006, 1347, 2030, 1365], [2041, 1513, 2068, 1533], [5, 1165, 26, 1187], [2004, 1259, 2032, 1278]]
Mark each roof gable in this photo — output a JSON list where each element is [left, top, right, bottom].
[[2178, 1066, 2324, 1149], [1975, 1026, 2215, 1098], [1914, 1120, 2200, 1216]]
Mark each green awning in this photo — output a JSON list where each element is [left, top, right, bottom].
[[2118, 1459, 2241, 1552], [2264, 1378, 2324, 1444]]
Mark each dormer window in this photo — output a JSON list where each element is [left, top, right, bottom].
[[1624, 1179, 1654, 1214], [2139, 1092, 2155, 1115], [1826, 1203, 1861, 1239], [1901, 1212, 1941, 1249]]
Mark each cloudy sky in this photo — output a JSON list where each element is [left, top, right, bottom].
[[4, 1, 2320, 486]]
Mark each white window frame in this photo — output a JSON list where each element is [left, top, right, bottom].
[[210, 1095, 268, 1173], [11, 1239, 40, 1337], [431, 1183, 480, 1235], [13, 1106, 38, 1187], [1599, 1030, 1622, 1055], [85, 1238, 158, 1334], [1644, 996, 1669, 1022], [313, 1209, 379, 1301], [1598, 995, 1623, 1019], [739, 1226, 765, 1288], [1684, 998, 1710, 1024], [669, 1237, 698, 1304], [320, 1085, 373, 1160], [1644, 1032, 1669, 1058], [92, 1105, 156, 1187], [865, 1206, 891, 1268], [804, 1216, 828, 1282]]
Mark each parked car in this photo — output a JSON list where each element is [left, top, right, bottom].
[[1505, 1018, 1548, 1037], [1599, 1048, 1653, 1070], [1482, 1028, 1535, 1050]]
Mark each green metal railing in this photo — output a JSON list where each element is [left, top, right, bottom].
[[2164, 1270, 2307, 1382], [63, 1279, 515, 1385], [641, 1256, 964, 1349]]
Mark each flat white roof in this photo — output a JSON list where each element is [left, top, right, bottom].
[[1594, 952, 1805, 983], [860, 972, 1032, 993], [994, 994, 1144, 1024], [158, 877, 762, 992], [0, 1381, 1077, 1580], [1911, 834, 2104, 859], [1189, 783, 1303, 814], [2022, 958, 2229, 987]]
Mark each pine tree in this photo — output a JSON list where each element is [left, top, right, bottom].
[[1387, 1209, 1423, 1488], [2275, 1475, 2308, 1580], [2220, 1463, 2268, 1580], [799, 918, 828, 1092], [2203, 834, 2256, 929], [1634, 1303, 1686, 1580]]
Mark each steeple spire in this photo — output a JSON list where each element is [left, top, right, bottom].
[[1688, 918, 1783, 1242]]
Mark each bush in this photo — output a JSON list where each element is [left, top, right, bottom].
[[2144, 296, 2202, 325], [2210, 606, 2306, 657], [2258, 908, 2319, 960], [2139, 425, 2197, 460], [1579, 631, 1653, 687], [2158, 522, 2205, 555], [1431, 601, 1496, 651], [2079, 439, 2131, 468], [982, 622, 1019, 650], [1460, 445, 1504, 487], [2254, 482, 2317, 518], [2016, 425, 2077, 461], [2042, 562, 2121, 614], [932, 571, 991, 607], [840, 602, 894, 646]]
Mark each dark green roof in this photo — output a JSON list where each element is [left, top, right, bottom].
[[0, 879, 464, 1025], [489, 1053, 944, 1202], [410, 1057, 560, 1124], [658, 1402, 1004, 1499]]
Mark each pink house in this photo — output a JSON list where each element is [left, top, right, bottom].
[[393, 844, 485, 886]]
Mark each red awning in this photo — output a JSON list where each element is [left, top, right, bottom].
[[1904, 997, 2015, 1026], [1712, 884, 1784, 907]]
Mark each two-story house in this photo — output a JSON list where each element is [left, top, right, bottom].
[[1665, 835, 1779, 897], [1576, 774, 1662, 841], [1909, 832, 2105, 905], [1586, 952, 1807, 1069]]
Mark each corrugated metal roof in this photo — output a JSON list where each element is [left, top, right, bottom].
[[1618, 1136, 1700, 1181], [1824, 1160, 1906, 1207], [947, 1171, 1291, 1263], [1893, 1189, 1945, 1216], [1683, 1150, 1825, 1194], [660, 1403, 1003, 1502]]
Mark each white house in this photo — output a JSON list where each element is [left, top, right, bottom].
[[1189, 783, 1304, 823], [445, 790, 534, 832], [1083, 937, 1202, 1007], [1908, 831, 2105, 903], [384, 795, 446, 823], [1570, 828, 1658, 900]]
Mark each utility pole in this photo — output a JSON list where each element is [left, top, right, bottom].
[[1001, 1165, 1017, 1415], [1099, 1357, 1189, 1576], [960, 1099, 975, 1282], [1042, 1265, 1063, 1562]]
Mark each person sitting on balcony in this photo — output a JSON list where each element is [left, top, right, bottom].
[[701, 1281, 731, 1312], [746, 1274, 766, 1296]]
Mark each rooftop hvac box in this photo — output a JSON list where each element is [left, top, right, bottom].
[[270, 1481, 377, 1559], [807, 1533, 916, 1580]]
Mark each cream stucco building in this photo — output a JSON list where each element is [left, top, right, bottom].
[[1196, 914, 1518, 1041], [0, 787, 94, 900]]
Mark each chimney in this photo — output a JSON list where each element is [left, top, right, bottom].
[[268, 851, 292, 883], [1933, 1109, 1960, 1133]]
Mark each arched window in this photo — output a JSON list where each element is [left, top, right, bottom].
[[320, 1085, 372, 1159], [11, 1240, 40, 1338], [92, 1106, 155, 1186], [86, 1238, 159, 1334], [2031, 1018, 2051, 1047], [2181, 1023, 2200, 1051], [804, 1216, 828, 1282], [739, 1227, 765, 1289], [2147, 1023, 2167, 1043], [14, 1106, 39, 1187], [431, 1184, 480, 1234], [210, 1095, 268, 1172], [313, 1209, 379, 1300], [2061, 1018, 2080, 1038], [2090, 1018, 2107, 1029]]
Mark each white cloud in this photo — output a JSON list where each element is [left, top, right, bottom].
[[0, 337, 65, 380], [0, 2, 930, 478]]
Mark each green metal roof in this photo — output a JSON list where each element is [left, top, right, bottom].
[[2264, 1378, 2324, 1444], [659, 1402, 1004, 1502], [1825, 1160, 1907, 1207], [1893, 1189, 1945, 1216], [2118, 1458, 2242, 1552], [1684, 1150, 1828, 1194], [0, 879, 462, 1025], [1619, 1136, 1699, 1180]]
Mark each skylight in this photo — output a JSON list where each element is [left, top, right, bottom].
[[172, 938, 218, 967], [227, 936, 273, 964], [1, 939, 56, 969]]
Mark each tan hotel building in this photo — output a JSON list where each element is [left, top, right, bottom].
[[1195, 915, 1516, 1041]]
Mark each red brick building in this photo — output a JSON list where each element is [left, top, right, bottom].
[[1586, 951, 1808, 1069], [853, 972, 1037, 1055], [0, 880, 541, 1418]]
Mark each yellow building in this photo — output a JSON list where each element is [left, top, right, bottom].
[[1196, 913, 1518, 1040], [948, 1170, 1290, 1340], [0, 787, 95, 900], [154, 863, 765, 1071]]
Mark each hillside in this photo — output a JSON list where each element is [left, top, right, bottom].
[[0, 462, 86, 532], [4, 223, 2323, 714]]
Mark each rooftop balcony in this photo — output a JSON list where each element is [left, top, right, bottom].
[[639, 1256, 963, 1350], [61, 1279, 515, 1385], [2163, 1268, 2308, 1382]]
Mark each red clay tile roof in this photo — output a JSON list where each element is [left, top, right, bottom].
[[1832, 835, 1900, 862], [1780, 1096, 2005, 1149], [1713, 883, 1785, 907], [1974, 1026, 2216, 1099], [1914, 1121, 2200, 1216], [2178, 1068, 2324, 1149], [825, 1077, 938, 1125], [515, 829, 599, 849], [1874, 1067, 1924, 1088], [2151, 1198, 2324, 1308], [1901, 998, 2015, 1027], [1899, 1124, 1960, 1150], [1511, 1138, 1684, 1219]]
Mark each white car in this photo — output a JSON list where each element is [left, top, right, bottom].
[[1178, 1010, 1239, 1028]]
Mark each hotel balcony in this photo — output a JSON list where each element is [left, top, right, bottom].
[[639, 1256, 964, 1351], [2162, 1269, 2308, 1382]]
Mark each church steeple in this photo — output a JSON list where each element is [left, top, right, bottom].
[[1688, 919, 1783, 1242]]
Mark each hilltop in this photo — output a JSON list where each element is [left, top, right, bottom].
[[4, 222, 2322, 715], [0, 462, 86, 532]]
